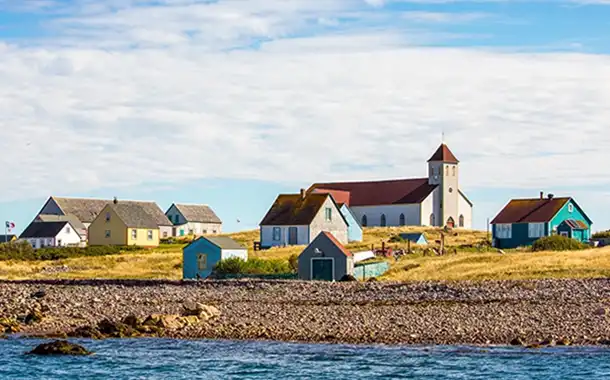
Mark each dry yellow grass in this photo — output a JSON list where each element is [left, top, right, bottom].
[[1, 227, 607, 282]]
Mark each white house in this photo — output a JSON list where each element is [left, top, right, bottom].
[[259, 190, 349, 248], [19, 221, 83, 249], [310, 143, 473, 229], [165, 203, 222, 237]]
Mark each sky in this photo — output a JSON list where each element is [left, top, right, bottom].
[[1, 0, 610, 234]]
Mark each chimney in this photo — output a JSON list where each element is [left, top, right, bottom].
[[113, 197, 118, 204], [300, 188, 306, 199], [548, 193, 555, 200], [540, 191, 544, 200]]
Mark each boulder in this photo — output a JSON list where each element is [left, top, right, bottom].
[[339, 274, 358, 282], [594, 307, 608, 316], [122, 315, 142, 328], [24, 310, 44, 325], [68, 325, 104, 339], [0, 317, 20, 334], [143, 314, 184, 330], [97, 319, 138, 338], [31, 289, 46, 299], [510, 337, 525, 346], [28, 340, 92, 356], [556, 337, 572, 346], [182, 303, 221, 320]]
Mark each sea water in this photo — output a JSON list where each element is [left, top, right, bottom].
[[1, 338, 610, 379]]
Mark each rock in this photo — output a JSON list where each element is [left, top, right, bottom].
[[25, 310, 44, 325], [144, 314, 183, 330], [599, 339, 610, 346], [28, 340, 92, 356], [69, 326, 104, 339], [339, 275, 358, 282], [526, 343, 542, 349], [122, 315, 142, 328], [540, 338, 556, 347], [182, 303, 221, 320], [31, 289, 46, 299], [556, 337, 571, 346], [0, 317, 20, 334], [510, 337, 525, 346], [97, 319, 138, 338], [594, 307, 608, 316]]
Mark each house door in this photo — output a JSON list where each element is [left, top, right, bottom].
[[311, 258, 334, 281], [288, 227, 298, 245], [446, 217, 455, 228]]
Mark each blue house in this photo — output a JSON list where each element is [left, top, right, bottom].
[[339, 204, 363, 242], [399, 233, 428, 245], [183, 236, 247, 279], [490, 194, 592, 249]]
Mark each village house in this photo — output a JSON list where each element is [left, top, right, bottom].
[[309, 143, 473, 229], [19, 221, 82, 249], [0, 235, 17, 243], [298, 231, 354, 281], [34, 196, 173, 239], [182, 236, 247, 279], [310, 189, 362, 242], [165, 203, 222, 237], [34, 214, 88, 243], [259, 190, 349, 249], [490, 193, 592, 249], [88, 201, 160, 247]]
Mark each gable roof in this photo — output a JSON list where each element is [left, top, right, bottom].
[[428, 143, 459, 163], [399, 233, 428, 244], [106, 203, 160, 229], [310, 189, 352, 206], [319, 231, 352, 257], [260, 193, 334, 226], [560, 219, 589, 230], [205, 236, 246, 250], [337, 203, 362, 228], [36, 214, 87, 232], [171, 204, 222, 224], [20, 221, 71, 239], [309, 178, 437, 207], [46, 197, 171, 226], [491, 197, 572, 224]]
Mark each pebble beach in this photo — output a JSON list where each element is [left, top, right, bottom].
[[1, 278, 610, 346]]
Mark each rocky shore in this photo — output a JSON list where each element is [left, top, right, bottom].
[[1, 278, 610, 346]]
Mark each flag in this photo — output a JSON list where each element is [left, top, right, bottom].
[[5, 221, 15, 230]]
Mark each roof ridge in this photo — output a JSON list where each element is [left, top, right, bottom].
[[313, 177, 427, 186]]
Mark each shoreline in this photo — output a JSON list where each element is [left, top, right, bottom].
[[1, 278, 610, 347]]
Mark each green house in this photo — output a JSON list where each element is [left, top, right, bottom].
[[491, 194, 592, 249]]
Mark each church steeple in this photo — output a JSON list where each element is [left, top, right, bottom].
[[428, 143, 459, 164]]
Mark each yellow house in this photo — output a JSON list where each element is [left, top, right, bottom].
[[88, 202, 160, 247]]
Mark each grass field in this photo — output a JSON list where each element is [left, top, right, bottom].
[[0, 227, 608, 281]]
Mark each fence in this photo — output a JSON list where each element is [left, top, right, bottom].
[[353, 261, 390, 281]]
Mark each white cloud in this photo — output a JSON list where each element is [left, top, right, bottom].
[[0, 0, 609, 210], [402, 11, 490, 23]]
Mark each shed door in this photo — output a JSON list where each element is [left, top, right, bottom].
[[288, 227, 298, 245], [312, 258, 334, 281]]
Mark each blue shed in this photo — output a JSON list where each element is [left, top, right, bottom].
[[183, 236, 247, 279], [339, 204, 363, 242], [399, 233, 428, 245], [491, 194, 592, 249]]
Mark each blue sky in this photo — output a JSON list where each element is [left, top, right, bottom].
[[1, 0, 610, 234]]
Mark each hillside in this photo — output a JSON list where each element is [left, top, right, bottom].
[[1, 227, 608, 281]]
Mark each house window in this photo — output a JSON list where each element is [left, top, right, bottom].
[[325, 207, 332, 222], [399, 214, 406, 226], [560, 231, 569, 237], [496, 224, 512, 239], [430, 214, 435, 226], [197, 253, 207, 271], [105, 212, 111, 222], [105, 230, 111, 238], [459, 215, 465, 228], [163, 231, 168, 238], [57, 239, 62, 246], [273, 227, 281, 241], [528, 223, 545, 238], [568, 204, 574, 213], [361, 215, 368, 227], [380, 214, 387, 227], [66, 226, 71, 234], [203, 229, 208, 234], [189, 229, 194, 235], [174, 215, 180, 224], [147, 230, 153, 240], [212, 230, 217, 234], [131, 229, 137, 240]]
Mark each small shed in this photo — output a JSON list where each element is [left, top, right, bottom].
[[298, 231, 354, 281], [399, 233, 428, 245], [557, 219, 589, 242], [183, 236, 247, 279]]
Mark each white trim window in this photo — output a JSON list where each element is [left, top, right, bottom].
[[272, 227, 281, 241], [325, 207, 332, 222], [147, 230, 154, 241], [568, 204, 574, 213], [495, 224, 512, 239], [528, 223, 545, 238], [131, 229, 138, 240]]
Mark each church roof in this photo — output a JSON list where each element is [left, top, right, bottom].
[[428, 144, 459, 163], [309, 178, 437, 207]]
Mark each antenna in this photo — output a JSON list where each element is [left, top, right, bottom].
[[442, 130, 445, 144]]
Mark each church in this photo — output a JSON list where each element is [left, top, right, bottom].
[[309, 143, 473, 229]]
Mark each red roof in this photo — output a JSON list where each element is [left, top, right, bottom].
[[320, 231, 352, 257], [260, 193, 330, 226], [491, 197, 571, 224], [311, 188, 351, 206], [309, 178, 436, 207], [561, 219, 588, 230], [428, 144, 459, 163]]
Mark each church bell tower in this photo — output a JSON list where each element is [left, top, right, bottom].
[[427, 143, 460, 227]]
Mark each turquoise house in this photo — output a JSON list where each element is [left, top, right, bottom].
[[183, 236, 247, 279], [339, 204, 363, 242], [491, 194, 592, 249]]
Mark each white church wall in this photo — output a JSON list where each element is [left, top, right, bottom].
[[420, 192, 435, 226], [458, 192, 473, 229], [350, 204, 421, 227]]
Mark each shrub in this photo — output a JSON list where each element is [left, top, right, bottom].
[[214, 257, 294, 275], [531, 235, 589, 252], [0, 242, 142, 261], [288, 254, 298, 272], [593, 231, 610, 239]]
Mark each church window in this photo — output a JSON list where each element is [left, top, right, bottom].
[[459, 215, 465, 228], [452, 166, 456, 176], [361, 215, 368, 227], [445, 166, 449, 176], [399, 214, 406, 226], [430, 214, 435, 226], [380, 214, 387, 227]]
